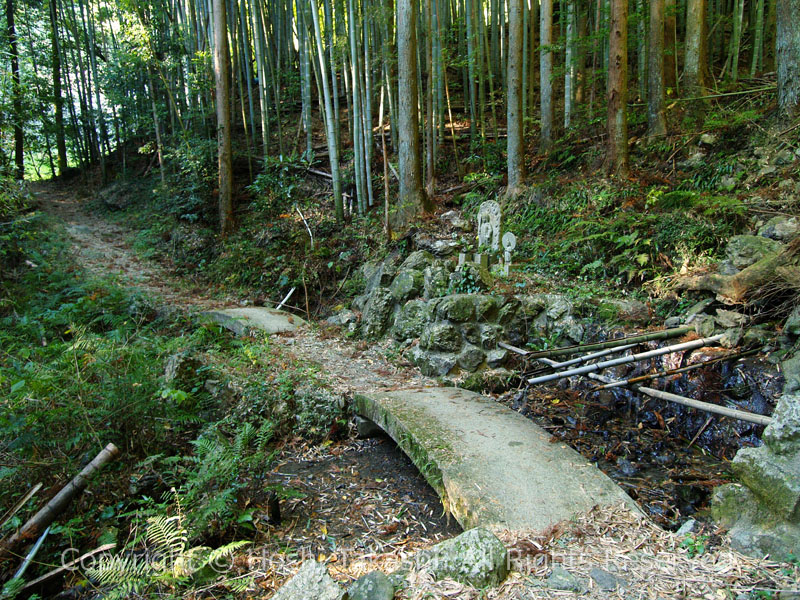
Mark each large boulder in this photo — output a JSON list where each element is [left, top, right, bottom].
[[414, 527, 508, 587], [400, 250, 435, 272], [362, 289, 396, 339], [420, 323, 463, 352], [758, 216, 799, 241], [423, 263, 452, 300], [410, 348, 457, 377], [347, 570, 395, 600], [724, 235, 784, 271], [732, 446, 800, 522], [271, 560, 344, 600], [782, 355, 800, 395], [763, 394, 800, 456], [436, 295, 478, 323], [389, 270, 424, 303]]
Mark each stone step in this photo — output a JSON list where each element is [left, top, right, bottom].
[[354, 387, 640, 532], [202, 307, 305, 335]]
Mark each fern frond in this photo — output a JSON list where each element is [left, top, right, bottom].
[[146, 515, 187, 557], [207, 540, 250, 565]]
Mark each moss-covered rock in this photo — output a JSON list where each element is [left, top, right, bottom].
[[763, 394, 800, 456], [458, 344, 485, 372], [389, 269, 424, 303], [436, 295, 478, 323], [392, 299, 433, 341], [415, 527, 508, 587], [410, 348, 457, 377], [732, 446, 800, 522], [362, 288, 396, 339], [423, 263, 452, 299], [400, 250, 435, 271], [420, 323, 463, 352], [725, 235, 784, 271]]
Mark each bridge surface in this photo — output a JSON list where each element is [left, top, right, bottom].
[[355, 387, 640, 531]]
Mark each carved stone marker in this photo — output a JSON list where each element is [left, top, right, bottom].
[[502, 232, 516, 276], [477, 201, 502, 251]]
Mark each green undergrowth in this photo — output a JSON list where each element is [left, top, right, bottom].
[[0, 214, 347, 592]]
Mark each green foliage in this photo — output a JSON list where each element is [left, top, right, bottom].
[[448, 264, 484, 294], [158, 138, 218, 222], [680, 533, 709, 558], [248, 154, 307, 215], [0, 176, 36, 273], [87, 508, 251, 599]]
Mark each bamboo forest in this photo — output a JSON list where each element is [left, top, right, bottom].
[[2, 0, 800, 597]]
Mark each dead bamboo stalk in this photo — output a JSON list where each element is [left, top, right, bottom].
[[592, 349, 759, 390], [22, 543, 116, 591], [0, 444, 120, 563], [0, 483, 42, 532], [527, 334, 724, 385], [542, 343, 638, 370], [586, 372, 772, 426], [508, 326, 693, 359]]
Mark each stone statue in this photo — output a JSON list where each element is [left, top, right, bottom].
[[477, 200, 502, 251]]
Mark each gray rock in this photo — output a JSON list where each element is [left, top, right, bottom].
[[436, 295, 478, 323], [732, 446, 800, 522], [715, 309, 748, 328], [725, 235, 784, 271], [720, 327, 743, 348], [411, 348, 457, 377], [362, 289, 396, 339], [414, 233, 459, 257], [773, 149, 795, 166], [759, 165, 778, 177], [486, 349, 508, 368], [423, 263, 452, 300], [440, 210, 470, 231], [327, 309, 358, 327], [783, 355, 800, 395], [599, 298, 650, 323], [390, 270, 424, 303], [421, 322, 463, 352], [400, 250, 435, 272], [347, 570, 395, 600], [540, 294, 572, 320], [676, 518, 698, 536], [546, 566, 587, 593], [164, 352, 198, 386], [271, 560, 345, 600], [415, 527, 508, 587], [475, 296, 499, 322], [589, 567, 625, 591], [785, 306, 800, 336], [458, 344, 485, 371], [719, 175, 738, 191], [664, 316, 683, 328], [392, 300, 432, 341], [758, 216, 799, 241], [763, 394, 800, 456], [694, 314, 717, 337], [555, 316, 585, 343], [686, 298, 714, 320], [479, 324, 503, 349], [743, 326, 773, 348]]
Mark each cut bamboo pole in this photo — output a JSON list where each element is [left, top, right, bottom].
[[22, 543, 116, 591], [0, 483, 42, 532], [0, 443, 119, 562], [584, 371, 772, 426], [540, 343, 638, 370], [504, 326, 693, 359], [592, 349, 759, 390], [527, 334, 723, 385], [12, 526, 50, 580]]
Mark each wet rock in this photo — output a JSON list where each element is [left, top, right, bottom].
[[546, 566, 587, 593], [436, 295, 477, 322], [763, 394, 800, 456], [458, 344, 485, 371], [400, 250, 435, 272], [732, 446, 800, 521], [415, 527, 508, 587], [758, 216, 799, 241], [390, 270, 424, 303], [392, 300, 432, 341], [271, 560, 344, 600], [782, 355, 800, 395], [784, 306, 800, 337], [486, 349, 508, 368], [725, 235, 784, 271], [715, 309, 748, 328], [411, 348, 457, 377], [421, 323, 463, 352], [589, 567, 625, 591], [423, 263, 452, 300], [347, 570, 394, 600], [362, 289, 396, 339]]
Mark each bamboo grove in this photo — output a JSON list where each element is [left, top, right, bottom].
[[2, 0, 800, 229]]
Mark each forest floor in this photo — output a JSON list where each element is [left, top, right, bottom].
[[28, 180, 800, 599]]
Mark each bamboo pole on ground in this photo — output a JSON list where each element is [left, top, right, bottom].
[[0, 443, 120, 563], [527, 334, 723, 385]]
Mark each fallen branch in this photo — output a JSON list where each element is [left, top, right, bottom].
[[0, 483, 42, 532], [21, 543, 117, 591], [0, 444, 120, 563]]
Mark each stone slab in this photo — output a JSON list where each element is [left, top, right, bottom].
[[203, 307, 305, 335], [354, 387, 640, 532]]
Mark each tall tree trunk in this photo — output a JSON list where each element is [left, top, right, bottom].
[[7, 0, 23, 179], [664, 0, 677, 91], [564, 0, 574, 127], [539, 0, 554, 151], [648, 0, 667, 136], [213, 0, 234, 234], [750, 0, 764, 76], [50, 0, 69, 176], [605, 0, 629, 177], [776, 0, 800, 118], [507, 0, 525, 192], [684, 0, 708, 117], [397, 0, 431, 224]]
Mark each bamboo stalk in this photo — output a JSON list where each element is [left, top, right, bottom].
[[22, 543, 116, 591], [0, 444, 119, 562], [504, 326, 693, 359], [592, 349, 759, 390], [540, 343, 638, 370], [0, 483, 42, 532], [12, 526, 50, 580], [527, 334, 723, 385], [585, 372, 772, 426]]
